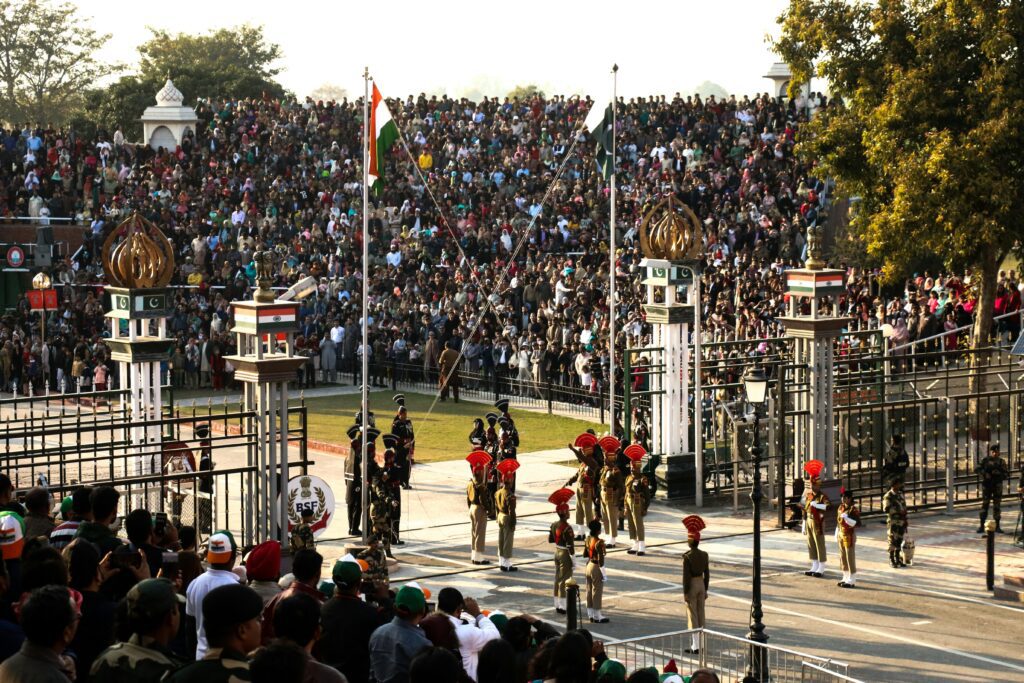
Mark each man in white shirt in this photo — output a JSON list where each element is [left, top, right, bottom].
[[185, 530, 242, 659], [437, 588, 499, 681], [386, 242, 402, 268]]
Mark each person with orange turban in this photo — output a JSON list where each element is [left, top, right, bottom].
[[466, 450, 493, 565], [682, 515, 709, 654], [548, 488, 575, 614], [802, 459, 831, 578], [598, 436, 624, 547], [495, 459, 520, 571]]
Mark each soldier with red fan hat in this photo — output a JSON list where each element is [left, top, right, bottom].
[[624, 444, 652, 556], [495, 459, 520, 572], [466, 450, 493, 565], [566, 432, 601, 540], [836, 488, 861, 588], [583, 519, 608, 623], [548, 487, 576, 614], [598, 435, 624, 547], [682, 515, 709, 654], [802, 459, 831, 578]]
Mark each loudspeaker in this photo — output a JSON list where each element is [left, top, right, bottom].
[[36, 225, 53, 245]]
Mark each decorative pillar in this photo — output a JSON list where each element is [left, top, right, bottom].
[[224, 250, 305, 548], [102, 214, 176, 507], [638, 195, 703, 500]]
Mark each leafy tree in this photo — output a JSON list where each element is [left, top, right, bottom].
[[774, 0, 1024, 362], [507, 84, 544, 101], [0, 0, 117, 123], [136, 24, 287, 104]]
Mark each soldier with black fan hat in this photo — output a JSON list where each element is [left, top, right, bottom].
[[391, 394, 415, 490]]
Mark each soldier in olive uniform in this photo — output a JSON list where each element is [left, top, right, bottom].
[[548, 487, 576, 614], [802, 459, 830, 578], [495, 459, 520, 572], [624, 444, 652, 556], [583, 519, 608, 623], [345, 425, 364, 536], [882, 433, 910, 486], [598, 436, 624, 547], [391, 394, 415, 490], [566, 433, 601, 539], [290, 507, 316, 553], [682, 515, 709, 654], [976, 444, 1011, 533], [466, 450, 493, 565], [90, 578, 188, 681], [380, 434, 404, 546], [836, 488, 861, 588], [358, 534, 389, 593], [883, 479, 908, 568]]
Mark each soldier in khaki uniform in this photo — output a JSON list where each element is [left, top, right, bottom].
[[802, 459, 830, 578], [495, 459, 520, 572], [466, 449, 493, 565], [566, 432, 601, 539], [682, 515, 709, 654], [583, 519, 608, 623], [598, 435, 624, 547], [836, 488, 861, 588], [623, 444, 652, 556], [548, 487, 576, 614]]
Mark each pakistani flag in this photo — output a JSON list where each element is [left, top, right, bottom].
[[584, 99, 614, 180], [368, 83, 400, 196]]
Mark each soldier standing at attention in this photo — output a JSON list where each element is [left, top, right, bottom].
[[466, 450, 493, 565], [381, 435, 404, 546], [566, 433, 600, 540], [836, 488, 861, 588], [495, 459, 520, 572], [883, 479, 908, 568], [624, 444, 652, 556], [548, 487, 576, 615], [345, 425, 365, 537], [438, 340, 461, 402], [290, 507, 316, 553], [391, 395, 415, 490], [802, 459, 830, 578], [598, 435, 624, 547], [682, 515, 709, 655], [584, 519, 608, 624], [976, 444, 1010, 533]]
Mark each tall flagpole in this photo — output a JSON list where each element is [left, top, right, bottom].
[[608, 64, 618, 436], [360, 67, 370, 544]]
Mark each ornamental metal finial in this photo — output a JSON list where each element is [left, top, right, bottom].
[[252, 248, 276, 302], [100, 213, 175, 289], [638, 194, 703, 261], [804, 224, 825, 271]]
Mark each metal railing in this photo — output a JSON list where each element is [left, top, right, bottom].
[[801, 661, 864, 683], [604, 628, 856, 683]]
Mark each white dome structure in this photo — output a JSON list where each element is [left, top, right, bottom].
[[141, 78, 198, 151]]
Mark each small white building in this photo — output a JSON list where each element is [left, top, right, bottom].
[[140, 78, 198, 151], [763, 62, 813, 101]]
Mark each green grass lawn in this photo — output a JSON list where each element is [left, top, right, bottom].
[[188, 390, 597, 462]]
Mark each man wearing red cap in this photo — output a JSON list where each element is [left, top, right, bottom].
[[836, 489, 861, 588], [495, 460, 519, 572], [598, 437, 624, 548], [548, 488, 575, 614], [466, 451, 493, 565], [244, 541, 282, 605], [682, 515, 708, 654], [623, 445, 651, 556], [802, 460, 830, 578], [566, 434, 600, 540]]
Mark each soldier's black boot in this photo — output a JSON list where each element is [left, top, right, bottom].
[[977, 512, 986, 533], [889, 551, 899, 568], [995, 518, 1004, 533]]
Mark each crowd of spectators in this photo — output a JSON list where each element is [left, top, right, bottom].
[[0, 473, 722, 683]]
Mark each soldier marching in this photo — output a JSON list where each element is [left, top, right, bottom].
[[566, 432, 601, 540], [682, 515, 709, 654], [548, 487, 576, 614], [802, 459, 830, 578], [598, 436, 624, 548], [623, 444, 652, 556], [583, 519, 608, 623]]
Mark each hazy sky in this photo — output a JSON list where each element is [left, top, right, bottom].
[[84, 0, 791, 100]]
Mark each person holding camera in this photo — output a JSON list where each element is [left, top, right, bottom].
[[436, 588, 499, 682]]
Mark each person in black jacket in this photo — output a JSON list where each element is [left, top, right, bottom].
[[316, 555, 384, 683]]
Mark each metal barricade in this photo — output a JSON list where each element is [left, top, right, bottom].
[[801, 660, 864, 682], [604, 629, 857, 683]]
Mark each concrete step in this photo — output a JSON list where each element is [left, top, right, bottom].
[[993, 584, 1024, 603], [1003, 574, 1024, 588]]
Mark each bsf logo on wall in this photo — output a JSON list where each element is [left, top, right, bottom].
[[281, 475, 335, 537]]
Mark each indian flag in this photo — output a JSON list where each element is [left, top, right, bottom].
[[787, 270, 844, 294], [368, 83, 399, 195], [233, 303, 299, 334]]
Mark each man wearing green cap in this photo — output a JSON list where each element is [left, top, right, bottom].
[[90, 578, 189, 680], [596, 659, 626, 682], [318, 555, 383, 682], [369, 585, 430, 683]]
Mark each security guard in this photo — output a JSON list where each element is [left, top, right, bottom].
[[623, 444, 652, 556], [598, 435, 624, 547], [357, 534, 389, 593], [802, 459, 830, 578], [682, 515, 709, 654], [883, 479, 908, 568], [392, 394, 415, 490], [466, 450, 493, 565], [976, 444, 1011, 533], [345, 423, 376, 537], [381, 434, 404, 546], [548, 487, 576, 614], [495, 459, 520, 572], [566, 432, 601, 540], [495, 399, 520, 447], [836, 488, 861, 588], [583, 519, 608, 623], [290, 507, 316, 553]]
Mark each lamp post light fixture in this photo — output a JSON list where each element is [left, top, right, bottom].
[[742, 364, 769, 682], [32, 271, 53, 343]]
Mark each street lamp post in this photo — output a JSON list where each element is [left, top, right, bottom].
[[32, 271, 52, 344], [742, 365, 769, 682]]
